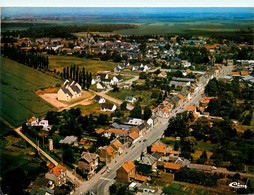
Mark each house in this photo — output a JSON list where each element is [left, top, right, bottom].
[[164, 162, 181, 173], [116, 160, 136, 183], [114, 66, 121, 73], [151, 144, 166, 154], [158, 71, 167, 78], [111, 139, 123, 155], [128, 129, 139, 143], [97, 82, 106, 89], [121, 117, 143, 126], [98, 145, 116, 163], [59, 136, 78, 145], [125, 96, 137, 104], [26, 117, 39, 126], [113, 75, 123, 83], [45, 165, 67, 186], [104, 129, 128, 139], [147, 116, 158, 128], [139, 153, 158, 171], [93, 95, 106, 103], [58, 79, 82, 101], [26, 117, 51, 131], [101, 103, 117, 111], [78, 152, 99, 176]]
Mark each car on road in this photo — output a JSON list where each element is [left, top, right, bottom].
[[107, 168, 111, 173], [143, 139, 147, 142]]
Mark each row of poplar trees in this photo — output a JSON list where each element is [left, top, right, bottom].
[[62, 64, 92, 90], [2, 43, 49, 69]]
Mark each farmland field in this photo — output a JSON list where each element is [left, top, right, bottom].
[[47, 55, 118, 75], [0, 57, 61, 127]]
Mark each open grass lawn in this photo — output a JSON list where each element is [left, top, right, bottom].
[[47, 55, 118, 75], [1, 57, 60, 127], [73, 101, 112, 116], [107, 89, 153, 107]]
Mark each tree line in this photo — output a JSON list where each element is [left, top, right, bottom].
[[61, 64, 92, 90], [2, 43, 49, 69], [2, 24, 137, 39]]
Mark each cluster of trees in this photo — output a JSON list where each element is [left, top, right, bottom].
[[2, 24, 137, 39], [61, 65, 92, 89], [205, 78, 253, 120], [165, 111, 194, 138], [2, 43, 49, 69], [129, 102, 152, 120], [178, 46, 209, 64], [109, 184, 133, 195], [174, 167, 220, 187], [191, 116, 236, 143]]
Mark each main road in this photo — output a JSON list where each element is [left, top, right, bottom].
[[75, 65, 234, 195]]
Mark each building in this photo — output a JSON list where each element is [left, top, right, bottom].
[[58, 79, 82, 101], [59, 136, 78, 145], [125, 96, 137, 104], [116, 160, 136, 183], [100, 103, 117, 111], [45, 165, 67, 186], [78, 152, 99, 176], [164, 162, 181, 173], [94, 95, 106, 103]]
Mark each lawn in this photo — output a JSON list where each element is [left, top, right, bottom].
[[73, 101, 112, 116], [47, 55, 118, 75], [107, 89, 153, 107], [1, 57, 60, 127]]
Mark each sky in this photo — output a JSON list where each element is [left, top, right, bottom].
[[1, 0, 253, 7]]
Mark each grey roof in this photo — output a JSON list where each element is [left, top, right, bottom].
[[59, 136, 77, 144], [242, 75, 254, 81], [61, 87, 73, 97], [151, 151, 162, 160], [94, 95, 103, 102], [140, 155, 157, 166], [79, 152, 99, 163], [137, 123, 146, 131], [125, 96, 135, 101], [70, 83, 81, 93], [172, 77, 196, 82], [110, 122, 132, 130]]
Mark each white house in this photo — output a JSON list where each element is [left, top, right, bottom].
[[91, 79, 96, 85], [94, 95, 106, 103], [58, 79, 82, 101], [125, 96, 137, 104], [113, 75, 123, 83], [101, 103, 117, 111], [97, 82, 106, 89]]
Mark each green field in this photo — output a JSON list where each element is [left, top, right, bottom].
[[1, 57, 61, 127], [114, 21, 253, 35], [47, 55, 118, 75], [107, 89, 153, 107]]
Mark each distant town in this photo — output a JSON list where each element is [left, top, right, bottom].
[[1, 8, 254, 195]]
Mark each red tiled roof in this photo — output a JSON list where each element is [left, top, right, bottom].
[[164, 162, 181, 170], [96, 128, 105, 134], [112, 140, 122, 149], [151, 144, 165, 153], [185, 106, 196, 112], [49, 165, 66, 177], [240, 71, 248, 76], [107, 129, 128, 135], [106, 146, 116, 156], [129, 131, 139, 140], [28, 117, 37, 123], [122, 160, 135, 173]]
